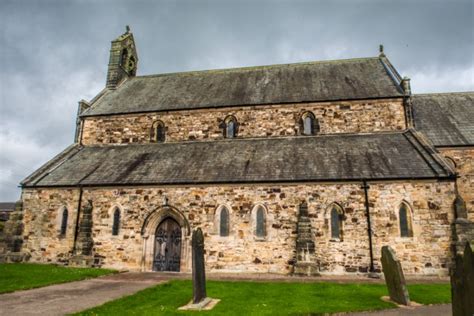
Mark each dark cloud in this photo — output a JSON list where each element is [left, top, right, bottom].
[[0, 0, 473, 200]]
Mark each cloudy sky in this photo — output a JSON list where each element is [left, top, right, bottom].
[[0, 0, 473, 201]]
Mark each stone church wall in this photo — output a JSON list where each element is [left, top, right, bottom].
[[439, 148, 474, 221], [21, 189, 80, 265], [20, 180, 454, 275], [81, 98, 405, 145]]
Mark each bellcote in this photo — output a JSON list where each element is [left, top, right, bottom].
[[106, 26, 138, 89]]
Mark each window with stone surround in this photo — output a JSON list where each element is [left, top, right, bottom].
[[300, 111, 319, 136], [251, 204, 267, 239], [330, 204, 343, 240], [60, 207, 68, 237], [223, 115, 238, 138], [399, 202, 413, 237], [112, 207, 120, 236], [151, 120, 166, 142], [217, 206, 230, 236]]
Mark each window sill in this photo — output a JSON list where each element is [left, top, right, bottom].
[[329, 238, 342, 242]]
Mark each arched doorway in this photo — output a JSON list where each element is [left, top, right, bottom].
[[153, 217, 182, 271]]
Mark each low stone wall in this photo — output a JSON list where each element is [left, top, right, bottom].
[[21, 180, 454, 275], [81, 98, 406, 145]]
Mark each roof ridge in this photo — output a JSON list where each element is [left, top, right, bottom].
[[135, 57, 381, 79]]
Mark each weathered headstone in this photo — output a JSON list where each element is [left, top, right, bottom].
[[178, 228, 219, 311], [192, 227, 207, 304], [381, 246, 410, 305], [451, 241, 474, 316]]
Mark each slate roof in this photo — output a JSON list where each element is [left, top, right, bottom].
[[82, 57, 404, 116], [412, 92, 474, 147], [0, 203, 15, 212], [22, 130, 453, 188]]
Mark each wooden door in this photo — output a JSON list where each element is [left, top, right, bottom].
[[153, 218, 181, 272]]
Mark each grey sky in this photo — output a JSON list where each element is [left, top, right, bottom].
[[0, 0, 473, 201]]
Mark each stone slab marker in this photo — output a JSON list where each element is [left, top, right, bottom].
[[381, 246, 410, 306], [192, 227, 206, 303], [178, 228, 219, 311], [451, 241, 474, 316]]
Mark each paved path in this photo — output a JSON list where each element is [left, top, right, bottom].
[[0, 272, 177, 316], [0, 272, 451, 315]]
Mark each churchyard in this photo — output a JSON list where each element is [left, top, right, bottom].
[[0, 263, 115, 294], [74, 280, 451, 315], [0, 264, 452, 315]]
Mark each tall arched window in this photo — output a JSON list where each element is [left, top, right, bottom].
[[112, 208, 120, 236], [219, 206, 230, 236], [151, 120, 165, 142], [300, 112, 319, 136], [255, 206, 266, 238], [224, 116, 238, 138], [399, 202, 413, 237], [330, 204, 343, 240], [60, 208, 68, 236]]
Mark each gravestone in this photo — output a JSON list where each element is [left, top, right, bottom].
[[192, 227, 207, 304], [451, 242, 474, 316], [178, 228, 219, 311], [381, 246, 410, 305]]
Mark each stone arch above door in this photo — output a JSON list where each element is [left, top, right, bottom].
[[141, 205, 191, 237], [140, 205, 191, 272]]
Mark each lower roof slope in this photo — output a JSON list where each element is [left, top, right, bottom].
[[22, 130, 453, 188], [412, 92, 474, 147]]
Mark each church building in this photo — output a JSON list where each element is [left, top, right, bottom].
[[6, 28, 473, 276]]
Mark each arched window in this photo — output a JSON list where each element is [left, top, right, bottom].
[[301, 112, 319, 136], [151, 120, 165, 142], [256, 206, 266, 238], [399, 202, 413, 237], [224, 116, 238, 138], [330, 204, 343, 240], [60, 208, 68, 236], [112, 208, 120, 236], [219, 206, 230, 236]]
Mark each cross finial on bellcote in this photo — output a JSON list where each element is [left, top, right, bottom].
[[126, 25, 131, 33], [379, 44, 386, 57]]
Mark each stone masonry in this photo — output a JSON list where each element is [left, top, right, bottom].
[[21, 180, 455, 275], [440, 148, 474, 221], [81, 99, 406, 145]]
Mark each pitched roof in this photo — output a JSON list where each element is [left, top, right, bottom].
[[22, 130, 453, 188], [82, 57, 404, 116], [412, 92, 474, 147], [0, 202, 15, 212]]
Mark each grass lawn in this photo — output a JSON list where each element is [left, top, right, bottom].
[[0, 263, 116, 294], [75, 280, 451, 316]]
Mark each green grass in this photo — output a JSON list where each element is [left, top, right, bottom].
[[0, 263, 116, 293], [407, 284, 452, 305], [74, 280, 451, 316]]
